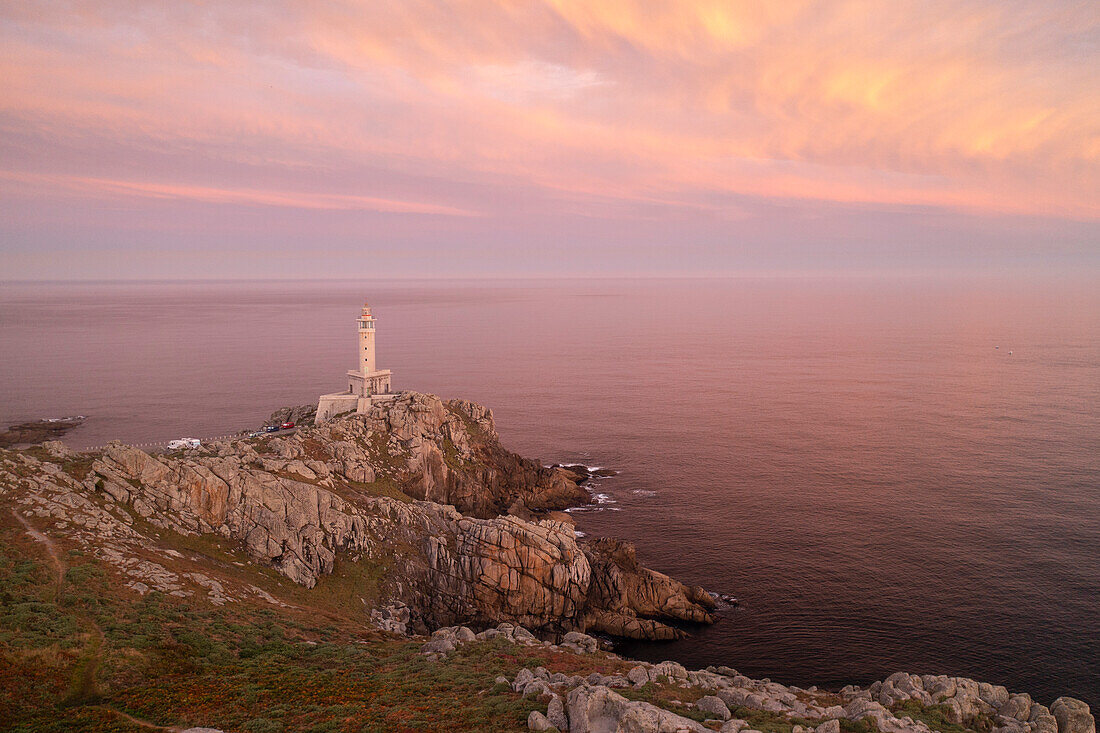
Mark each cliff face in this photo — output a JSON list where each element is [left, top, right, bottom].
[[289, 392, 590, 518], [1, 392, 714, 640], [90, 439, 594, 633]]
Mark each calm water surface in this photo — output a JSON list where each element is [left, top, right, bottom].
[[1, 277, 1097, 705]]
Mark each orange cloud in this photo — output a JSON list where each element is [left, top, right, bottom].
[[0, 0, 1097, 226]]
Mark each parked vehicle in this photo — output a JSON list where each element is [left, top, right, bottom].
[[280, 422, 296, 430], [167, 438, 201, 450], [263, 425, 280, 433]]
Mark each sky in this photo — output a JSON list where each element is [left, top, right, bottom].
[[1, 0, 1098, 279]]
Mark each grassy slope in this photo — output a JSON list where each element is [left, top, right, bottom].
[[0, 500, 630, 733]]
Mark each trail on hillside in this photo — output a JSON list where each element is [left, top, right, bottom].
[[11, 509, 113, 713], [94, 705, 185, 732], [11, 508, 65, 597]]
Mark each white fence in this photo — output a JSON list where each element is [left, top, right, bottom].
[[80, 432, 252, 453]]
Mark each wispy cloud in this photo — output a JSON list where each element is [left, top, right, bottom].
[[0, 172, 481, 217], [0, 0, 1097, 277]]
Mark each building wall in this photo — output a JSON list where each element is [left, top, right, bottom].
[[367, 373, 391, 394], [315, 393, 359, 423]]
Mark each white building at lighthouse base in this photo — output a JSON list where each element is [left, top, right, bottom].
[[315, 302, 396, 423]]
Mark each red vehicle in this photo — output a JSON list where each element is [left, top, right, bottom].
[[280, 422, 296, 430]]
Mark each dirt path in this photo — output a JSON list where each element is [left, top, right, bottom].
[[94, 706, 186, 732], [11, 508, 66, 597], [11, 509, 118, 715]]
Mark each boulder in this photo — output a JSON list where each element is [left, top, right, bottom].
[[547, 694, 569, 731], [420, 636, 455, 655], [980, 684, 1011, 710], [562, 630, 600, 654], [697, 695, 732, 720], [528, 711, 557, 731], [1051, 698, 1095, 733], [1030, 704, 1060, 733], [514, 668, 536, 692], [42, 440, 74, 458], [928, 678, 957, 702], [566, 684, 707, 732], [717, 688, 751, 708], [650, 661, 690, 682], [524, 680, 552, 698], [1001, 695, 1034, 721], [627, 666, 650, 687]]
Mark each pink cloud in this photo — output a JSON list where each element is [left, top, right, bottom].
[[0, 171, 481, 216], [0, 0, 1097, 277]]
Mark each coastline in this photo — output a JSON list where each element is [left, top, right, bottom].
[[0, 392, 1095, 731]]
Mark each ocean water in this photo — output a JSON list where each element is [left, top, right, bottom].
[[1, 277, 1097, 705]]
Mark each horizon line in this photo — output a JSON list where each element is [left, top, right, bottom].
[[2, 270, 1097, 285]]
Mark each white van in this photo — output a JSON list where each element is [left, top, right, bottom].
[[167, 438, 201, 450]]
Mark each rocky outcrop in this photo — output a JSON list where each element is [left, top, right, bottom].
[[0, 394, 714, 640], [583, 537, 715, 639], [0, 416, 84, 448], [265, 404, 317, 427], [1051, 698, 1095, 733], [80, 439, 709, 637], [279, 392, 590, 517], [508, 656, 1095, 733], [567, 684, 708, 732]]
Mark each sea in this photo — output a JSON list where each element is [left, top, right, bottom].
[[1, 277, 1097, 706]]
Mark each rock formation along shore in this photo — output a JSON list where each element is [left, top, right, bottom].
[[1, 391, 1092, 732], [3, 391, 715, 641]]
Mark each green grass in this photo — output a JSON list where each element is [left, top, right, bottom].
[[0, 511, 635, 732], [892, 700, 991, 733], [61, 454, 97, 481], [362, 430, 409, 476], [295, 552, 390, 615], [618, 681, 710, 722], [0, 525, 530, 730], [439, 435, 469, 473], [61, 628, 102, 706], [840, 718, 880, 733], [342, 477, 413, 503], [0, 498, 555, 730], [444, 403, 487, 442], [722, 703, 819, 733]]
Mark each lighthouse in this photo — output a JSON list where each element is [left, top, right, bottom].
[[357, 303, 377, 375], [348, 302, 391, 397], [315, 301, 395, 423]]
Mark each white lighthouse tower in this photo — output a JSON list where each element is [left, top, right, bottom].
[[357, 303, 377, 376], [315, 301, 394, 423], [348, 302, 391, 398]]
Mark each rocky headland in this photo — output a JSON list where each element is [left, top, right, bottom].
[[0, 391, 1093, 733], [3, 391, 714, 641]]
